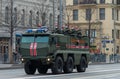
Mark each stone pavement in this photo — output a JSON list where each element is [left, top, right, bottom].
[[0, 63, 23, 70]]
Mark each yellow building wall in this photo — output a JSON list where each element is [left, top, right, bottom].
[[66, 0, 120, 55]]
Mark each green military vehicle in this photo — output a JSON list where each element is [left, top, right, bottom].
[[19, 28, 90, 74]]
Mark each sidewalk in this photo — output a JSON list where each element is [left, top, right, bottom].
[[0, 63, 23, 70]]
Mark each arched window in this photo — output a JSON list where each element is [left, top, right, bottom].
[[5, 7, 9, 23], [13, 7, 17, 25], [29, 10, 33, 27], [42, 12, 46, 26], [21, 9, 25, 26], [49, 13, 53, 27], [36, 11, 39, 26], [57, 15, 60, 27]]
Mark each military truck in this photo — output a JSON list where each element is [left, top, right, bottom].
[[19, 28, 90, 74]]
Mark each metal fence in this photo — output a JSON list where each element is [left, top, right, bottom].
[[90, 53, 120, 63]]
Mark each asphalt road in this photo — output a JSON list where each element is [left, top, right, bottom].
[[0, 63, 120, 79]]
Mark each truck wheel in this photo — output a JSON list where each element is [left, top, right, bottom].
[[24, 61, 36, 75], [51, 56, 63, 74], [38, 65, 48, 74], [77, 56, 86, 72], [63, 56, 74, 73]]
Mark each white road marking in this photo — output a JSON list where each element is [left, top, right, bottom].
[[71, 73, 120, 79], [11, 74, 70, 79], [11, 69, 120, 79], [86, 68, 120, 73]]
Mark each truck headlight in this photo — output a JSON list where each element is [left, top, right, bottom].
[[21, 58, 24, 62], [47, 58, 51, 62]]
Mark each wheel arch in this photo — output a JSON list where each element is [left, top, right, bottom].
[[81, 54, 88, 67], [67, 54, 74, 62], [56, 54, 64, 61]]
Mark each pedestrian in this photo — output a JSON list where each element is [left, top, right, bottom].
[[13, 50, 17, 63], [4, 48, 8, 63], [4, 52, 7, 63]]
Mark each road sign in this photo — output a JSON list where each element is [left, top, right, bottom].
[[102, 40, 106, 48]]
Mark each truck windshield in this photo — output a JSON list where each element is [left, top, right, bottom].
[[35, 36, 49, 43], [21, 36, 34, 43]]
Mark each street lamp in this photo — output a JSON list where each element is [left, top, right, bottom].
[[113, 7, 117, 63], [59, 0, 63, 31], [53, 0, 55, 31], [9, 0, 14, 63]]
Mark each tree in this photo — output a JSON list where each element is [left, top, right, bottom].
[[0, 0, 22, 63], [79, 6, 102, 53], [65, 5, 73, 28], [33, 0, 50, 27]]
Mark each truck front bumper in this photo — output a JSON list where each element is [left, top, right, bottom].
[[21, 56, 54, 65]]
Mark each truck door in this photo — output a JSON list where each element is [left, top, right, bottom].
[[49, 37, 58, 53]]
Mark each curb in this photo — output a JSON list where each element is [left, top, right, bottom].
[[0, 64, 23, 70], [89, 62, 119, 65]]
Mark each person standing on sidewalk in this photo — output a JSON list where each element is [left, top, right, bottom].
[[4, 47, 8, 63], [4, 52, 7, 63], [13, 50, 17, 63]]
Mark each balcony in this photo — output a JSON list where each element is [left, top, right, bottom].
[[79, 0, 96, 4]]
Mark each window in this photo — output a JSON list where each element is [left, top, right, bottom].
[[73, 10, 78, 21], [99, 8, 105, 20], [112, 8, 114, 20], [29, 10, 33, 27], [73, 0, 78, 5], [58, 15, 60, 27], [117, 46, 119, 53], [85, 29, 97, 37], [112, 8, 118, 20], [80, 0, 96, 4], [86, 8, 91, 20], [13, 8, 17, 25], [112, 29, 120, 39], [112, 0, 114, 4], [117, 10, 119, 20], [117, 30, 120, 39], [21, 9, 25, 26], [5, 7, 9, 23], [117, 0, 120, 4], [21, 36, 34, 43], [91, 29, 97, 38], [42, 13, 46, 26], [49, 13, 53, 27], [100, 0, 105, 4], [36, 11, 39, 26], [112, 30, 114, 38], [36, 36, 49, 43]]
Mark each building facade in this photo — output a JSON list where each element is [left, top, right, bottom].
[[0, 0, 65, 63], [65, 0, 120, 62]]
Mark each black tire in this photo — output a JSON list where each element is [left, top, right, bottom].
[[77, 56, 87, 72], [38, 65, 48, 74], [51, 56, 63, 74], [24, 61, 36, 75], [63, 56, 74, 73]]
